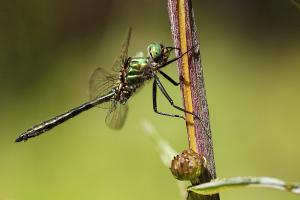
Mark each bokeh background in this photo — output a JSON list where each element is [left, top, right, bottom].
[[1, 0, 300, 200]]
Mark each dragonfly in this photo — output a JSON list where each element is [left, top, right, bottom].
[[15, 27, 198, 142]]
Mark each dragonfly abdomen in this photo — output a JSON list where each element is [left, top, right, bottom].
[[15, 91, 115, 142]]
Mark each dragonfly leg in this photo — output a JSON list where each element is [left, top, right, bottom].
[[166, 46, 181, 52], [158, 44, 198, 69], [153, 75, 200, 120], [158, 70, 180, 86], [158, 53, 186, 69], [152, 80, 185, 119]]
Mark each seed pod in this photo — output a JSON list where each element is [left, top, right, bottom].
[[170, 149, 205, 182]]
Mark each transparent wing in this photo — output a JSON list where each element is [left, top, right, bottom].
[[89, 67, 118, 108], [105, 101, 128, 129], [134, 51, 144, 57], [112, 27, 132, 72]]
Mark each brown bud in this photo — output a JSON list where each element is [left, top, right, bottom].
[[170, 149, 205, 182]]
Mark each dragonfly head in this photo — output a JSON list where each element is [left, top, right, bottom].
[[147, 43, 170, 65]]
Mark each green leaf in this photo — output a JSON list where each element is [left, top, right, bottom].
[[188, 176, 300, 195]]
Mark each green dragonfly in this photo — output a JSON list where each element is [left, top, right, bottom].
[[15, 27, 197, 142]]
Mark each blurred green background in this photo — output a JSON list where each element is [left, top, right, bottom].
[[1, 0, 300, 199]]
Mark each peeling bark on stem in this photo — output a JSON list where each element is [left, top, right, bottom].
[[167, 1, 219, 200]]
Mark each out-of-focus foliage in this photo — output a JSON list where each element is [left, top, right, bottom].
[[0, 1, 299, 200]]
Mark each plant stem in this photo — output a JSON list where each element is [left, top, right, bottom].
[[167, 1, 219, 199]]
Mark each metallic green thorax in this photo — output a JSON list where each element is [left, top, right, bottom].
[[125, 43, 172, 87], [126, 57, 150, 85]]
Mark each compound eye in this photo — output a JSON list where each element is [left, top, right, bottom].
[[147, 43, 162, 62], [149, 51, 154, 59], [147, 45, 153, 59]]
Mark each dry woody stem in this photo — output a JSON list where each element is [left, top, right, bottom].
[[167, 0, 219, 200]]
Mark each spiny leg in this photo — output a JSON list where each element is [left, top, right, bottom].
[[158, 70, 208, 129], [158, 70, 180, 86], [153, 75, 200, 120], [156, 45, 208, 129], [166, 47, 181, 52], [158, 53, 186, 69], [152, 80, 184, 119], [158, 44, 198, 69]]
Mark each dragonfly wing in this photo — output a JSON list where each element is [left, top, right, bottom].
[[105, 101, 128, 129], [134, 51, 144, 57], [89, 67, 118, 108], [112, 27, 132, 72]]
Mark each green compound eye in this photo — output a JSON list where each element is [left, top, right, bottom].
[[147, 43, 162, 62]]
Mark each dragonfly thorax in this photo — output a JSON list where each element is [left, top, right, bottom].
[[125, 57, 153, 86], [115, 56, 154, 105]]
